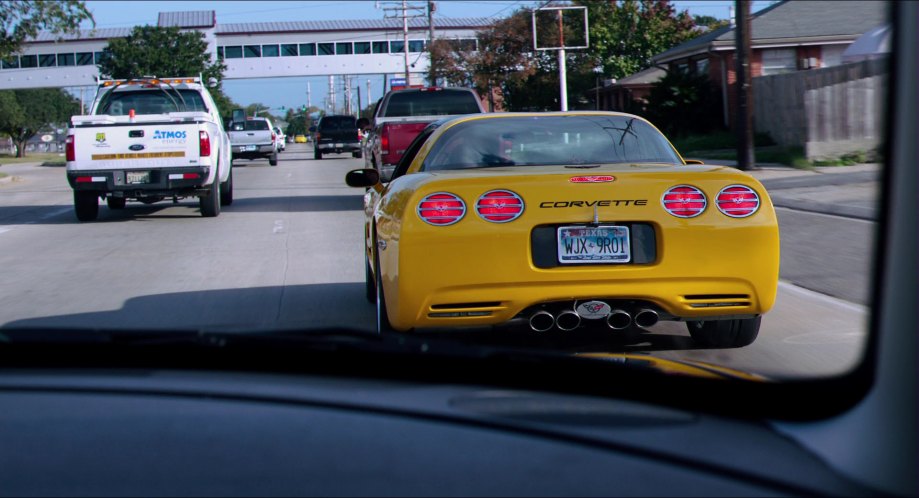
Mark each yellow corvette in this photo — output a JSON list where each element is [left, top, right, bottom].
[[346, 112, 779, 348]]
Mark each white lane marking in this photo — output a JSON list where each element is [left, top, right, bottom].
[[777, 280, 868, 314], [774, 206, 875, 224], [273, 220, 286, 234], [0, 228, 12, 235]]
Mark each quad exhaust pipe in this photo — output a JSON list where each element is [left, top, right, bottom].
[[634, 309, 659, 329], [529, 310, 555, 332], [528, 306, 658, 332], [555, 310, 581, 331], [606, 309, 632, 330]]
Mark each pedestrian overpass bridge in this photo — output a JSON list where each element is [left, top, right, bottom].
[[0, 10, 490, 91]]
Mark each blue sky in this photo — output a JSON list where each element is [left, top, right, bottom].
[[79, 1, 773, 116]]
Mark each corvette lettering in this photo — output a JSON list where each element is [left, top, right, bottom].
[[539, 200, 648, 208]]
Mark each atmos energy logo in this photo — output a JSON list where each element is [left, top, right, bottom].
[[153, 130, 187, 144]]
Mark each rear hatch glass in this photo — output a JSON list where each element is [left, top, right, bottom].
[[383, 90, 481, 117], [319, 116, 357, 131]]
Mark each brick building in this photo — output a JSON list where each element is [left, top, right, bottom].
[[645, 0, 886, 128]]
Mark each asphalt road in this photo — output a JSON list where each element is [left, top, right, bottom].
[[0, 144, 874, 379]]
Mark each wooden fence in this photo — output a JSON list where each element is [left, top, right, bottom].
[[753, 58, 887, 160]]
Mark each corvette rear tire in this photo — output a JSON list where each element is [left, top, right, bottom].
[[687, 316, 761, 348], [374, 247, 393, 334], [365, 257, 376, 303]]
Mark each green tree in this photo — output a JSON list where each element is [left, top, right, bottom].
[[0, 89, 79, 158], [98, 25, 236, 118], [693, 14, 731, 32], [0, 1, 94, 60], [430, 10, 537, 110], [580, 0, 698, 80], [645, 69, 720, 137], [434, 1, 698, 111]]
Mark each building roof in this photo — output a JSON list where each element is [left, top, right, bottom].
[[215, 17, 493, 35], [27, 27, 134, 43], [158, 11, 217, 29], [615, 66, 666, 86], [653, 0, 888, 64], [27, 14, 493, 44]]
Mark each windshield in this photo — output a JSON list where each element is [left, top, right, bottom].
[[422, 115, 681, 171], [97, 88, 208, 115], [0, 0, 890, 399]]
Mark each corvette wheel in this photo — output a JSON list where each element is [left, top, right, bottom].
[[365, 257, 376, 303], [687, 316, 761, 348], [374, 247, 393, 334]]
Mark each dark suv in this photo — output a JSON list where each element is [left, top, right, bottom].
[[311, 115, 361, 160]]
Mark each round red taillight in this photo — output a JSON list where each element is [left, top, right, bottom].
[[662, 185, 707, 218], [716, 185, 760, 218], [417, 192, 466, 226], [475, 190, 524, 223]]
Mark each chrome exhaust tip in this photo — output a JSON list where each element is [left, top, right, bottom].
[[634, 309, 659, 329], [606, 309, 632, 330], [529, 310, 555, 332], [555, 310, 581, 331]]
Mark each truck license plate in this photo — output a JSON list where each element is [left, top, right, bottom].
[[557, 226, 631, 264], [126, 171, 151, 184]]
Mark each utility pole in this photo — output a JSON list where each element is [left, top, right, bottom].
[[345, 76, 353, 115], [367, 79, 372, 106], [402, 0, 410, 84], [328, 75, 335, 114], [557, 9, 568, 111], [735, 0, 755, 171], [428, 1, 436, 86], [382, 1, 426, 87]]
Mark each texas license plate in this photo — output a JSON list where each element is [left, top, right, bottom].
[[335, 143, 344, 148], [126, 171, 151, 184], [557, 226, 631, 264]]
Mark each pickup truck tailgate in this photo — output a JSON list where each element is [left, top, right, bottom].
[[69, 113, 206, 171]]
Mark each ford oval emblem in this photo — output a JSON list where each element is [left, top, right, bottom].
[[575, 301, 612, 319], [570, 175, 615, 183], [129, 144, 145, 151]]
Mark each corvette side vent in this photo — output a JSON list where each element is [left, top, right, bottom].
[[683, 294, 752, 308]]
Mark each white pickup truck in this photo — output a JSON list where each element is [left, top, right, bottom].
[[227, 117, 278, 166], [66, 77, 233, 221]]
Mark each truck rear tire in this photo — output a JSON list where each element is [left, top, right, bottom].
[[74, 191, 99, 222], [200, 179, 221, 217], [220, 168, 233, 206], [269, 151, 278, 166], [352, 150, 363, 159]]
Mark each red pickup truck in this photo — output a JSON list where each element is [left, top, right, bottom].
[[363, 87, 486, 180]]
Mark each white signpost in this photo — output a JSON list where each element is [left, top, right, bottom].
[[532, 5, 589, 111]]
